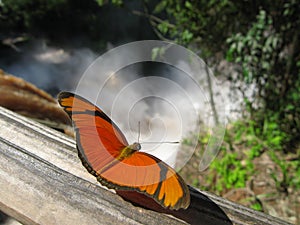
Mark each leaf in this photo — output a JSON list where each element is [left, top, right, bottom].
[[185, 1, 192, 9], [153, 1, 168, 13]]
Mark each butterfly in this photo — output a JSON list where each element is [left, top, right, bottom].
[[58, 92, 190, 210]]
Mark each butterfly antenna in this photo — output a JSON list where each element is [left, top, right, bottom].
[[137, 121, 141, 143], [141, 141, 180, 144]]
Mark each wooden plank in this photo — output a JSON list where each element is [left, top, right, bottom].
[[0, 106, 292, 225]]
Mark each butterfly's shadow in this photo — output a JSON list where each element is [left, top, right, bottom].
[[117, 185, 233, 225]]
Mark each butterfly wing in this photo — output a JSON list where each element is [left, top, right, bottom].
[[58, 92, 128, 171], [113, 151, 190, 209], [58, 92, 190, 210]]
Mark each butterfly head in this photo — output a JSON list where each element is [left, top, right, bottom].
[[130, 142, 141, 151]]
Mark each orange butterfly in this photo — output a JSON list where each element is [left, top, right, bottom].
[[58, 92, 190, 210]]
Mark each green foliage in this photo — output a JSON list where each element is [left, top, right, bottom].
[[181, 138, 193, 146], [109, 0, 300, 213], [208, 150, 250, 193], [151, 0, 245, 57], [0, 0, 104, 40], [231, 114, 289, 154], [269, 150, 289, 192], [269, 149, 300, 191], [202, 126, 255, 194], [251, 202, 263, 211], [201, 116, 299, 194], [226, 6, 300, 151], [148, 0, 300, 151], [294, 161, 300, 189], [95, 0, 123, 7], [226, 10, 280, 83], [1, 0, 68, 28]]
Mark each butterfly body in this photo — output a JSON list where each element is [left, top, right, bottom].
[[58, 92, 190, 210], [119, 142, 141, 159]]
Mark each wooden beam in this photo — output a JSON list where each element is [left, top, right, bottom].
[[0, 106, 291, 225]]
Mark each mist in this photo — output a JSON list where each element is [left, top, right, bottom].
[[0, 40, 98, 95], [0, 40, 251, 169]]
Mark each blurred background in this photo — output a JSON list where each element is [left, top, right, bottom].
[[0, 0, 299, 224]]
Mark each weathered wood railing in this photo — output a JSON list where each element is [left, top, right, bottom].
[[0, 106, 291, 225]]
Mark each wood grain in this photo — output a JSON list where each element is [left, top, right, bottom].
[[0, 106, 291, 225]]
